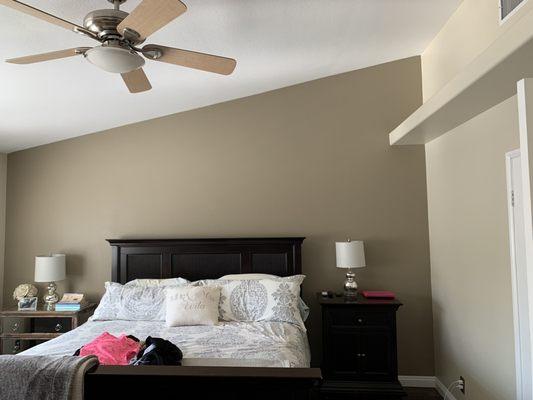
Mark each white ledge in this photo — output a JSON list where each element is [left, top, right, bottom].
[[389, 8, 533, 145]]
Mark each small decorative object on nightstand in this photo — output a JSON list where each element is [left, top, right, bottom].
[[336, 239, 365, 298], [17, 296, 38, 311], [318, 293, 405, 399], [34, 254, 66, 310], [0, 303, 96, 355], [12, 283, 38, 302]]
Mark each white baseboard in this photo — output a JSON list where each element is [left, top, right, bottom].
[[398, 375, 461, 399], [398, 375, 436, 388], [435, 377, 459, 400]]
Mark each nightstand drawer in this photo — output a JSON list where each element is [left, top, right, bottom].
[[1, 317, 30, 334], [1, 339, 30, 354], [327, 308, 391, 328], [33, 318, 72, 333]]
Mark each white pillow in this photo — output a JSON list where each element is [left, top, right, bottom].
[[125, 278, 189, 287], [165, 286, 221, 327], [195, 275, 307, 330], [93, 282, 169, 321], [220, 273, 310, 322]]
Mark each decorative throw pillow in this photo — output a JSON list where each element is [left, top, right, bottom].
[[165, 286, 221, 327], [124, 278, 189, 287], [195, 275, 307, 330], [220, 273, 310, 321], [92, 282, 169, 321]]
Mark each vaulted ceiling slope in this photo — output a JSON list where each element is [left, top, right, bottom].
[[0, 0, 461, 153]]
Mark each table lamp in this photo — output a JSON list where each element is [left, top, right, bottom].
[[34, 254, 66, 310], [336, 240, 365, 297]]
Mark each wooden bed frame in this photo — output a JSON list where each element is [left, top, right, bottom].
[[84, 237, 322, 399]]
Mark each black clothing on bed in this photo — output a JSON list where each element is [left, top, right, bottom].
[[130, 336, 183, 366]]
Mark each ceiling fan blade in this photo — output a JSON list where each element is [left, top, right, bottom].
[[117, 0, 187, 41], [143, 45, 236, 75], [121, 68, 152, 93], [0, 0, 84, 32], [6, 47, 91, 65]]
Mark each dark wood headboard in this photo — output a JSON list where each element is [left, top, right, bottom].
[[107, 238, 305, 284]]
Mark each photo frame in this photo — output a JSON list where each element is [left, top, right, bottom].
[[18, 296, 38, 311]]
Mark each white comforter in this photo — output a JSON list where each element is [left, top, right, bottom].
[[20, 320, 311, 368]]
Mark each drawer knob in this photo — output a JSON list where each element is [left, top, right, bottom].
[[11, 322, 19, 332], [356, 317, 364, 324], [13, 341, 20, 353], [54, 323, 62, 332]]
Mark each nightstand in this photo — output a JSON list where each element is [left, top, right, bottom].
[[318, 293, 405, 399], [0, 303, 96, 355]]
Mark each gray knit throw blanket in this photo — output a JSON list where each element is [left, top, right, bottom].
[[0, 355, 98, 400]]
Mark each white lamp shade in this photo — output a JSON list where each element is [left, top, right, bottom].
[[336, 241, 366, 269], [34, 254, 66, 282]]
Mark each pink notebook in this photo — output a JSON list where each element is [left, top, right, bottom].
[[362, 290, 395, 299]]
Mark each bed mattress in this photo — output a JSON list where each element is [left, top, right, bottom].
[[20, 320, 311, 368]]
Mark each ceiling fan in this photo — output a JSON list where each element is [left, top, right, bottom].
[[0, 0, 237, 93]]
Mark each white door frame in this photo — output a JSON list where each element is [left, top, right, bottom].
[[506, 149, 532, 400], [517, 78, 533, 393]]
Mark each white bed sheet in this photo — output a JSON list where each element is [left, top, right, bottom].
[[20, 320, 311, 368]]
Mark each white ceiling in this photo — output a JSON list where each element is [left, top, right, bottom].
[[0, 0, 461, 153]]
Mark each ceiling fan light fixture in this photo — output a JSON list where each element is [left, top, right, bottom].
[[84, 45, 144, 73]]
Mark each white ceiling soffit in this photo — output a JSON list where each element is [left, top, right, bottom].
[[0, 0, 461, 153]]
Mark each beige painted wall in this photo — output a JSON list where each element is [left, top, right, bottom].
[[0, 154, 6, 309], [422, 0, 533, 101], [425, 96, 519, 399], [3, 57, 433, 374]]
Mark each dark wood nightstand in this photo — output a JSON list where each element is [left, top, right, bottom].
[[0, 303, 96, 355], [318, 293, 405, 399]]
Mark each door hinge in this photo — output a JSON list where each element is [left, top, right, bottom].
[[511, 190, 515, 207]]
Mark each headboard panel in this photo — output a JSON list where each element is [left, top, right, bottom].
[[107, 238, 305, 284]]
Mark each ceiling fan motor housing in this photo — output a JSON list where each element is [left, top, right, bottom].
[[83, 9, 141, 44]]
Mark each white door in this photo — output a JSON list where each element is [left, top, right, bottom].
[[507, 149, 532, 400]]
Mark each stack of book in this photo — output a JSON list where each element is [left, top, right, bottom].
[[55, 293, 87, 311]]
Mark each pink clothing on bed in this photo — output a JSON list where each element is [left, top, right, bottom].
[[79, 332, 140, 365]]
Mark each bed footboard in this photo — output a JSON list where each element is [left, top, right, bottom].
[[85, 365, 322, 399]]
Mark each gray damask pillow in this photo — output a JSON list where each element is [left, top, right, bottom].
[[92, 282, 120, 320], [213, 274, 309, 321], [92, 282, 169, 321], [195, 275, 307, 330]]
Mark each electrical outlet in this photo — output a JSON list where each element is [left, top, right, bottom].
[[459, 376, 465, 394]]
